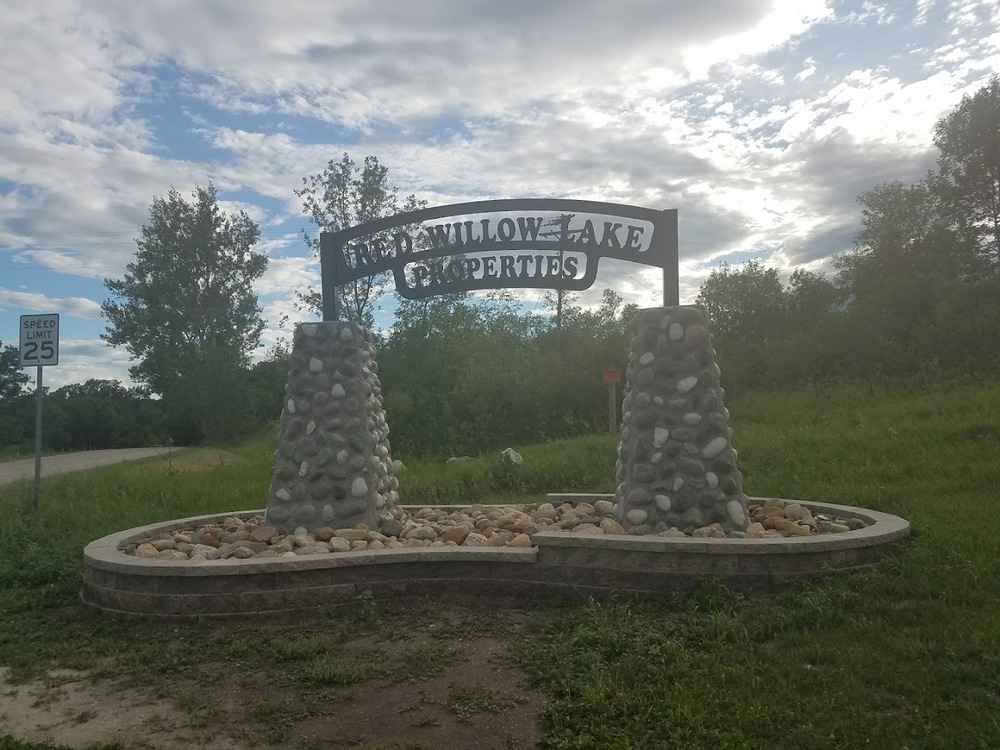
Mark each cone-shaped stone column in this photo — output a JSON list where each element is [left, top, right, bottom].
[[615, 306, 748, 532], [264, 321, 400, 534]]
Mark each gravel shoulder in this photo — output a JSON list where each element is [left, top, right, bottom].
[[0, 448, 169, 485], [0, 447, 169, 484]]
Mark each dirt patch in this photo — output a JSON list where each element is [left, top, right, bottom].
[[0, 667, 249, 749], [289, 637, 540, 749], [0, 610, 547, 750]]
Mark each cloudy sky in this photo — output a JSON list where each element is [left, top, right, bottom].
[[1, 0, 998, 389]]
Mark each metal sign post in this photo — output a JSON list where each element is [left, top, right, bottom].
[[19, 313, 60, 509], [33, 365, 43, 508], [602, 368, 622, 432]]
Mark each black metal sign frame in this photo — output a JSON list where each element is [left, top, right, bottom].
[[319, 199, 678, 321]]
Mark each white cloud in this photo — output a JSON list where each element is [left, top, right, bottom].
[[255, 255, 318, 298], [680, 0, 833, 78], [216, 200, 269, 225], [28, 339, 135, 390], [914, 0, 938, 23], [25, 0, 809, 129], [0, 288, 102, 318], [795, 58, 818, 81]]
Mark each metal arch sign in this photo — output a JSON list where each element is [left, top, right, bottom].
[[319, 198, 678, 321]]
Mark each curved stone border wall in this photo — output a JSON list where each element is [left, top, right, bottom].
[[81, 498, 909, 618]]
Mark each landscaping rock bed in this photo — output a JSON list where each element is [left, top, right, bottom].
[[125, 498, 870, 561]]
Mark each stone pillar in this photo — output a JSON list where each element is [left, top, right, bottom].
[[615, 306, 748, 532], [264, 321, 400, 534]]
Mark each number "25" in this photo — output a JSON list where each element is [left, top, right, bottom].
[[22, 341, 55, 361]]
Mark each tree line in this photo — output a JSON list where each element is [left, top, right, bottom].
[[0, 290, 632, 456], [1, 78, 997, 456], [0, 348, 288, 453], [698, 76, 1000, 389]]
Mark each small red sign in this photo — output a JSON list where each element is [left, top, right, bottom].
[[602, 368, 621, 383]]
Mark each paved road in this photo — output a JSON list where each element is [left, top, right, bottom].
[[0, 448, 168, 485]]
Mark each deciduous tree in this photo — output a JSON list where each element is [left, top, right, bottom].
[[786, 269, 840, 324], [696, 259, 787, 346], [296, 153, 422, 326], [45, 380, 164, 450], [101, 184, 267, 441], [0, 342, 29, 402], [933, 75, 1000, 271], [0, 342, 30, 447]]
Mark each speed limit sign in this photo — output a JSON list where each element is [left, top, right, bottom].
[[19, 313, 60, 366], [19, 313, 60, 509]]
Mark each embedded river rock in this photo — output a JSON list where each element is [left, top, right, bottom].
[[264, 321, 401, 534], [615, 305, 748, 532]]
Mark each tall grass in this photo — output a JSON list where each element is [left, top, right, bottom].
[[397, 432, 617, 505], [517, 377, 1000, 749]]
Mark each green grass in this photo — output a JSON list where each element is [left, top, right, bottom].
[[512, 378, 1000, 749], [396, 432, 617, 504], [2, 378, 1000, 748], [0, 444, 35, 462]]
